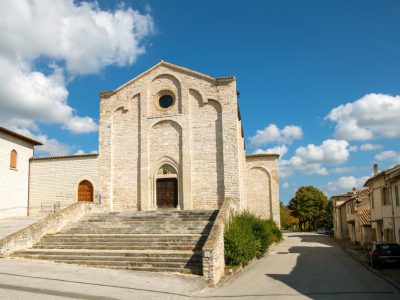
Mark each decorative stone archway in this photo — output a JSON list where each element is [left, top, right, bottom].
[[153, 163, 180, 209]]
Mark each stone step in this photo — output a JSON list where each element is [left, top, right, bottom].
[[38, 239, 206, 245], [40, 237, 207, 244], [83, 213, 216, 222], [16, 255, 202, 266], [89, 210, 216, 216], [16, 254, 202, 263], [13, 210, 218, 276], [60, 229, 211, 234], [16, 249, 200, 258], [66, 220, 213, 224], [78, 219, 213, 224], [33, 245, 202, 250], [16, 258, 202, 274], [64, 224, 211, 228]]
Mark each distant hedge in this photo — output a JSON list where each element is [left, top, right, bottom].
[[224, 212, 282, 266]]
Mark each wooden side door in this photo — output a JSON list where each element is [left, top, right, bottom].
[[78, 180, 93, 202]]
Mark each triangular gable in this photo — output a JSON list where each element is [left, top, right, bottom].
[[100, 61, 235, 96]]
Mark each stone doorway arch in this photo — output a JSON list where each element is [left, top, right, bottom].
[[155, 164, 179, 209]]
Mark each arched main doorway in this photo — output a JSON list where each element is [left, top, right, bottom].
[[78, 180, 93, 202], [155, 164, 178, 208]]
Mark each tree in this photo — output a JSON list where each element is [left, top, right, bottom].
[[280, 202, 299, 230], [288, 186, 329, 231], [280, 202, 289, 229]]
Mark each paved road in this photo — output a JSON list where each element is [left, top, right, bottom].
[[200, 232, 399, 299], [0, 232, 398, 299]]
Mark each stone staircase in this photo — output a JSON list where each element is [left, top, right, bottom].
[[13, 210, 218, 275]]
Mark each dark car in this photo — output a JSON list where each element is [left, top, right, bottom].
[[317, 228, 334, 235], [370, 242, 400, 268]]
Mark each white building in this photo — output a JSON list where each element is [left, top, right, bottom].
[[365, 164, 400, 243], [0, 127, 42, 218]]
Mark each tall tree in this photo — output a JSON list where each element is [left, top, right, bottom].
[[288, 186, 329, 231], [280, 202, 299, 230]]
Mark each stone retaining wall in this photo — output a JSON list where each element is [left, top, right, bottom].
[[202, 198, 233, 285], [0, 202, 101, 255]]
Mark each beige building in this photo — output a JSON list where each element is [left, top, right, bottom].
[[0, 127, 42, 218], [1, 62, 281, 226], [332, 192, 351, 240], [364, 164, 400, 243], [98, 61, 280, 225], [344, 189, 371, 245], [332, 188, 372, 245]]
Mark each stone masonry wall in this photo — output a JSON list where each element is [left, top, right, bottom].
[[29, 155, 98, 216], [190, 90, 223, 210], [99, 62, 242, 211], [111, 95, 140, 212], [0, 132, 34, 218], [245, 154, 280, 228]]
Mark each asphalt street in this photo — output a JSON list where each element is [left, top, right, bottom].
[[0, 232, 398, 299]]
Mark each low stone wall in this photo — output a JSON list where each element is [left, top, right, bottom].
[[0, 202, 101, 255], [202, 198, 233, 285]]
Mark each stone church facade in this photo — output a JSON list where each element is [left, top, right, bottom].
[[1, 62, 280, 227], [98, 62, 280, 225]]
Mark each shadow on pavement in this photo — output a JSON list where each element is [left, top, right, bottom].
[[266, 233, 399, 299]]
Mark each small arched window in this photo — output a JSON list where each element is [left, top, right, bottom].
[[10, 150, 17, 169]]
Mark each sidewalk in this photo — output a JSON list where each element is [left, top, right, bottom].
[[0, 217, 41, 240], [335, 238, 400, 290]]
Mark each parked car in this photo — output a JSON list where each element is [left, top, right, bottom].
[[370, 242, 400, 268], [317, 228, 334, 235]]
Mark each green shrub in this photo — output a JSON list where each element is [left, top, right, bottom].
[[224, 212, 282, 266], [224, 214, 256, 266], [264, 219, 283, 243]]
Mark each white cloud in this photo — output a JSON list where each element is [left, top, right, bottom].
[[249, 124, 302, 147], [359, 143, 383, 151], [37, 137, 72, 157], [63, 116, 98, 134], [253, 145, 288, 157], [282, 182, 289, 189], [349, 145, 358, 152], [326, 93, 400, 141], [327, 176, 370, 192], [375, 150, 400, 162], [0, 0, 153, 135], [279, 139, 350, 178], [74, 149, 85, 155], [0, 1, 154, 75], [329, 166, 355, 174], [9, 127, 72, 156], [294, 139, 349, 164]]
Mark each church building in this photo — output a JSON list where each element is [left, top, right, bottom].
[[98, 61, 280, 224], [1, 62, 280, 227]]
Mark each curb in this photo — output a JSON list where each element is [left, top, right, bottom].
[[334, 239, 400, 293]]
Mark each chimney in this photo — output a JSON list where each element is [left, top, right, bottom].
[[373, 163, 379, 176]]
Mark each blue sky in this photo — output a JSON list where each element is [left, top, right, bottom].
[[1, 0, 400, 204]]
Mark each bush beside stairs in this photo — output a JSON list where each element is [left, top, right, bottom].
[[13, 210, 218, 275]]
